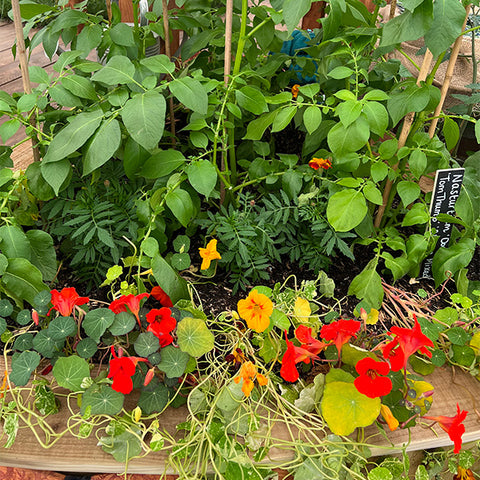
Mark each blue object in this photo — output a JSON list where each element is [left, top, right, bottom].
[[280, 30, 318, 84]]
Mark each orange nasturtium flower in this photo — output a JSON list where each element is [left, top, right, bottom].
[[234, 361, 268, 397], [380, 404, 399, 431], [309, 158, 332, 170], [291, 84, 300, 99], [454, 465, 475, 480], [423, 403, 468, 454], [237, 289, 273, 332], [48, 287, 89, 317], [199, 239, 222, 270]]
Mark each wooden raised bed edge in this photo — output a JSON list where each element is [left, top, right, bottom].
[[0, 358, 479, 475]]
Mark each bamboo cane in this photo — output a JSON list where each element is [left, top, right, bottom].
[[224, 0, 233, 87], [374, 49, 433, 228], [162, 0, 176, 146], [428, 6, 471, 138], [11, 0, 41, 163], [106, 0, 112, 23]]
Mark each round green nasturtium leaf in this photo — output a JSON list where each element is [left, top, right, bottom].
[[451, 345, 476, 367], [321, 382, 380, 436], [0, 317, 6, 336], [134, 331, 160, 357], [446, 327, 470, 346], [16, 309, 31, 326], [76, 337, 98, 359], [138, 380, 169, 414], [48, 316, 76, 340], [409, 354, 435, 375], [176, 317, 214, 357], [368, 466, 393, 480], [100, 427, 142, 463], [148, 351, 162, 365], [10, 350, 41, 386], [173, 234, 190, 253], [34, 384, 59, 416], [33, 290, 52, 309], [0, 299, 13, 317], [32, 330, 63, 358], [82, 308, 115, 343], [430, 349, 446, 367], [171, 252, 191, 271], [109, 312, 136, 336], [81, 384, 124, 416], [157, 345, 190, 378], [53, 355, 91, 392], [14, 333, 34, 351]]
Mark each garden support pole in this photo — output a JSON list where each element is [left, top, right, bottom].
[[428, 6, 471, 138], [162, 0, 176, 146], [11, 0, 41, 163], [374, 50, 433, 228]]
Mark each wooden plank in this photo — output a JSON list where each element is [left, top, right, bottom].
[[0, 23, 16, 52]]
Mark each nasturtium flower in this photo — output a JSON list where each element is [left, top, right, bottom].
[[108, 348, 147, 395], [454, 465, 475, 480], [320, 319, 361, 359], [150, 286, 173, 307], [380, 404, 399, 431], [309, 158, 332, 170], [109, 293, 149, 327], [49, 287, 89, 317], [237, 289, 273, 333], [382, 316, 434, 371], [199, 239, 221, 270], [295, 325, 325, 356], [291, 84, 300, 99], [146, 307, 177, 347], [423, 403, 468, 454], [353, 357, 392, 398], [234, 361, 267, 397]]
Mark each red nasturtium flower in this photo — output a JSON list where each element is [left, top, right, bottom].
[[109, 293, 149, 327], [309, 158, 332, 170], [237, 289, 273, 333], [423, 403, 468, 454], [382, 316, 434, 371], [150, 286, 173, 307], [280, 328, 322, 383], [48, 287, 89, 316], [353, 357, 392, 399], [108, 347, 147, 394], [320, 319, 361, 359], [146, 307, 177, 347]]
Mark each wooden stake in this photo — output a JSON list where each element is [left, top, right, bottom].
[[106, 0, 112, 23], [224, 0, 233, 87], [428, 6, 471, 138], [374, 49, 433, 228], [11, 0, 40, 163], [162, 0, 176, 146]]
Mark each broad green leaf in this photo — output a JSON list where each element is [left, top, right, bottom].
[[409, 149, 427, 179], [283, 0, 312, 35], [109, 22, 135, 46], [369, 467, 393, 480], [151, 254, 189, 304], [186, 160, 217, 198], [397, 180, 421, 207], [402, 203, 430, 226], [138, 380, 169, 414], [76, 24, 103, 56], [328, 66, 354, 79], [321, 381, 380, 435], [83, 118, 121, 175], [122, 91, 166, 151], [243, 110, 278, 140], [432, 238, 475, 286], [0, 225, 31, 260], [327, 116, 370, 156], [363, 182, 383, 205], [165, 188, 194, 227], [303, 106, 322, 135], [0, 119, 20, 143], [134, 332, 160, 357], [100, 428, 142, 463], [456, 173, 480, 225], [169, 77, 208, 115], [236, 86, 268, 115], [363, 90, 390, 101], [109, 312, 137, 336], [2, 258, 48, 307], [81, 384, 124, 415], [26, 230, 57, 282], [61, 74, 97, 100], [10, 350, 40, 386], [327, 189, 368, 232], [20, 1, 54, 18], [442, 116, 460, 152], [53, 355, 91, 392], [140, 55, 175, 74], [43, 109, 104, 163], [157, 345, 190, 378], [424, 0, 466, 57], [41, 159, 72, 195], [177, 317, 214, 357], [82, 308, 115, 343], [91, 56, 136, 85], [48, 316, 76, 340], [49, 84, 83, 108], [387, 84, 431, 126], [140, 148, 186, 178], [362, 101, 389, 137], [52, 50, 84, 73], [348, 259, 384, 308], [272, 105, 297, 132], [382, 252, 410, 281], [337, 100, 362, 128]]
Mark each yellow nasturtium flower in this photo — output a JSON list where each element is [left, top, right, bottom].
[[237, 289, 273, 332], [199, 239, 221, 270]]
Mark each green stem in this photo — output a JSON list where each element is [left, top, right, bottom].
[[396, 48, 420, 71]]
